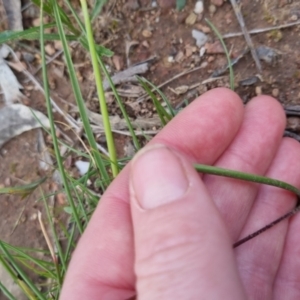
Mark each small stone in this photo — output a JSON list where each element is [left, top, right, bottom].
[[125, 0, 140, 10], [185, 44, 193, 57], [168, 56, 175, 63], [287, 117, 300, 131], [142, 29, 152, 38], [142, 40, 150, 48], [290, 14, 298, 21], [157, 0, 176, 8], [272, 88, 279, 98], [112, 55, 124, 71], [200, 46, 206, 57], [54, 40, 63, 50], [23, 52, 35, 63], [185, 12, 197, 25], [175, 51, 184, 62], [210, 0, 224, 6], [209, 4, 217, 14], [207, 56, 215, 63], [45, 44, 55, 56], [195, 24, 211, 33], [205, 41, 224, 54], [192, 29, 208, 48], [194, 1, 204, 14], [255, 86, 262, 95]]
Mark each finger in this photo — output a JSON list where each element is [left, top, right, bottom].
[[130, 145, 247, 299], [272, 142, 300, 300], [60, 88, 244, 299], [234, 138, 300, 300], [203, 96, 286, 240], [273, 214, 300, 300]]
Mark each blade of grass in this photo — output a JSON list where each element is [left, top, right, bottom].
[[0, 177, 46, 198], [0, 241, 45, 299], [91, 0, 108, 21], [51, 0, 111, 187], [195, 164, 300, 196], [2, 242, 56, 279], [205, 19, 235, 90], [80, 0, 118, 177], [64, 0, 139, 150], [32, 0, 79, 35], [140, 77, 176, 117], [41, 1, 83, 233], [137, 76, 172, 126], [0, 280, 16, 300]]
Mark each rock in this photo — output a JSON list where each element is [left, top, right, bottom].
[[194, 1, 204, 14], [255, 86, 262, 95], [272, 88, 279, 98], [205, 41, 224, 54], [290, 14, 298, 21], [185, 12, 197, 25], [175, 51, 184, 62], [211, 0, 224, 6], [195, 24, 211, 33], [208, 4, 217, 14], [192, 29, 208, 48], [112, 55, 124, 71], [125, 0, 140, 10], [287, 117, 300, 131], [157, 0, 176, 8], [142, 29, 152, 37], [256, 46, 280, 64], [45, 44, 55, 56]]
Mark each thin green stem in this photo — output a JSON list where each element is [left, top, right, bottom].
[[205, 19, 235, 90], [195, 164, 300, 197], [45, 1, 83, 233], [80, 0, 119, 177]]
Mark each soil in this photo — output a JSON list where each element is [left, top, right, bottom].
[[1, 0, 300, 298]]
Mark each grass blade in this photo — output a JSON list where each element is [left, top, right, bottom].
[[51, 0, 111, 187], [41, 0, 83, 233], [80, 0, 118, 177], [205, 18, 235, 90]]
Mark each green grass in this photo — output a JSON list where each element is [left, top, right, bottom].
[[0, 1, 299, 299]]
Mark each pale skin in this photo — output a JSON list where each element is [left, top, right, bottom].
[[60, 88, 300, 299]]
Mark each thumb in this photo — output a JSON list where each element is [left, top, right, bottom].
[[129, 145, 246, 299]]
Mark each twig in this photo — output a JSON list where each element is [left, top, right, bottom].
[[136, 63, 208, 103], [229, 0, 262, 72], [223, 20, 300, 39]]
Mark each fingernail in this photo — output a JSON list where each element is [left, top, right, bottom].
[[130, 145, 189, 209]]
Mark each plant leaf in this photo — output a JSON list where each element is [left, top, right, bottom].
[[176, 0, 186, 10]]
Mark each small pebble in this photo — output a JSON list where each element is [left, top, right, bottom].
[[200, 46, 206, 57], [142, 29, 152, 38], [192, 29, 208, 48], [194, 0, 204, 14], [255, 86, 262, 95], [209, 4, 217, 14], [272, 88, 279, 98], [210, 0, 224, 6], [185, 12, 197, 25], [290, 14, 298, 21]]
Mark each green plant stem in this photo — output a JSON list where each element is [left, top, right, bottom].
[[0, 241, 44, 299], [205, 19, 235, 90], [51, 0, 110, 188], [195, 164, 300, 197], [80, 0, 119, 177], [45, 1, 84, 233]]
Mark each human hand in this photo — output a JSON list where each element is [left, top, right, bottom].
[[60, 88, 300, 300]]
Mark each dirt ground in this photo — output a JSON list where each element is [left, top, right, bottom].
[[1, 0, 300, 298]]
